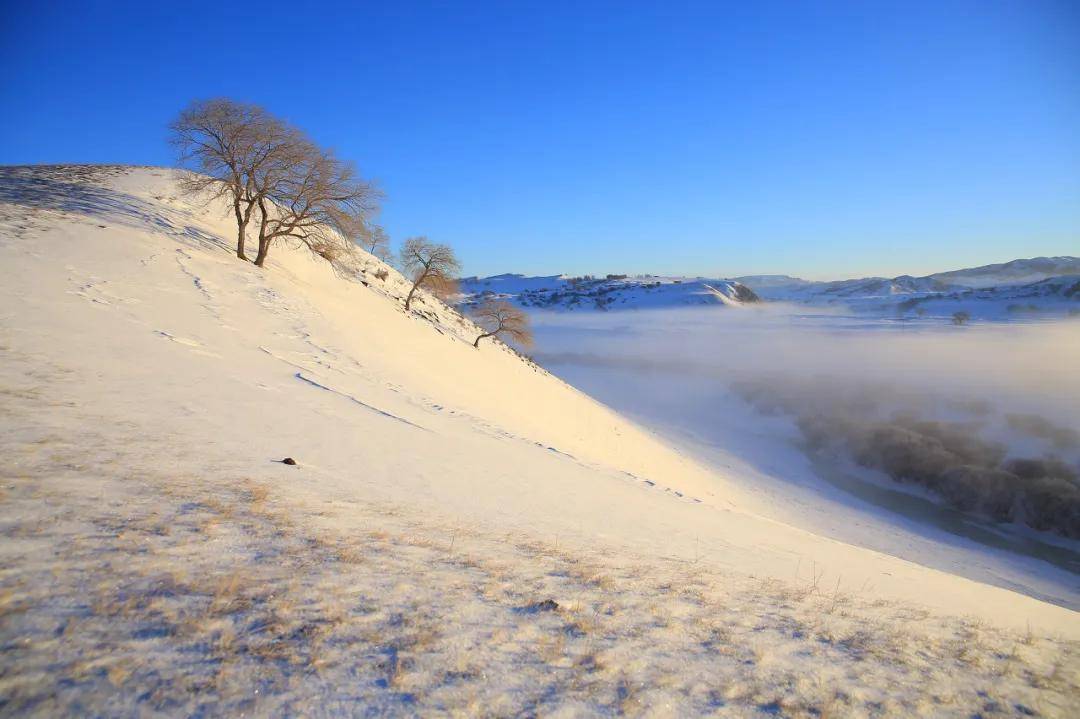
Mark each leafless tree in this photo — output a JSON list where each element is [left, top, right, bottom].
[[361, 224, 392, 261], [425, 273, 460, 302], [470, 299, 533, 348], [399, 237, 461, 311], [252, 145, 382, 268], [170, 99, 299, 261], [171, 98, 381, 271]]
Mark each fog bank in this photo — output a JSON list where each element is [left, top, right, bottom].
[[531, 308, 1080, 537]]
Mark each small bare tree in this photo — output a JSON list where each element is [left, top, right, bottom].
[[170, 99, 299, 261], [362, 224, 392, 261], [399, 237, 461, 311], [470, 300, 533, 348], [952, 311, 971, 326], [252, 145, 381, 268]]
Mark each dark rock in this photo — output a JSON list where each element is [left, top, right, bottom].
[[281, 457, 297, 466]]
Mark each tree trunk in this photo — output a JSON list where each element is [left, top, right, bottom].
[[233, 201, 248, 260], [254, 238, 270, 267], [253, 198, 270, 267], [404, 283, 418, 311], [236, 221, 248, 260], [473, 332, 493, 348]]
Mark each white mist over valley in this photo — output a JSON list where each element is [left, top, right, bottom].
[[458, 264, 1080, 595]]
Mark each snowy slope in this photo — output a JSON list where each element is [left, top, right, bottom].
[[1, 166, 1077, 714], [459, 273, 760, 311]]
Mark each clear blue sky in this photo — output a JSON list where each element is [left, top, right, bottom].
[[1, 1, 1077, 279]]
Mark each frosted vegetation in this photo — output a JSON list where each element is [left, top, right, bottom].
[[734, 376, 1080, 538]]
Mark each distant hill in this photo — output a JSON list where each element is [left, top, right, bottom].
[[462, 256, 1080, 318], [891, 275, 1080, 320], [733, 256, 1080, 319], [458, 274, 760, 311], [929, 256, 1080, 288], [730, 274, 815, 290]]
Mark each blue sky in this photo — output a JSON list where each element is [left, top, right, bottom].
[[1, 1, 1077, 279]]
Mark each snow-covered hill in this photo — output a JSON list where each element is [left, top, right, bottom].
[[1, 166, 1077, 715], [893, 275, 1080, 319], [930, 256, 1080, 288], [463, 256, 1079, 320], [459, 273, 760, 311], [736, 257, 1080, 319]]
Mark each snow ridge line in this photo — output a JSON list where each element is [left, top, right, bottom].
[[293, 371, 430, 431]]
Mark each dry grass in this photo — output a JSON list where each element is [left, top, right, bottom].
[[0, 387, 1077, 717]]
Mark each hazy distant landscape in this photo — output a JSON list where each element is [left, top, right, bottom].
[[459, 256, 1080, 320], [462, 259, 1080, 548], [460, 262, 1080, 571], [525, 306, 1080, 602]]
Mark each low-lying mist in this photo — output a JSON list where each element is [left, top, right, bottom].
[[530, 306, 1080, 538]]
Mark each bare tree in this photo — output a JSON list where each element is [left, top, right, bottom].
[[470, 300, 533, 348], [362, 224, 392, 261], [172, 98, 381, 270], [170, 99, 299, 261], [952, 311, 971, 326], [252, 145, 382, 268], [425, 273, 460, 302], [399, 237, 461, 311]]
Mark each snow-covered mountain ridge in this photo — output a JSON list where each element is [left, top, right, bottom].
[[732, 257, 1080, 319], [737, 256, 1080, 297], [462, 256, 1079, 318], [458, 273, 760, 311], [931, 256, 1080, 288]]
